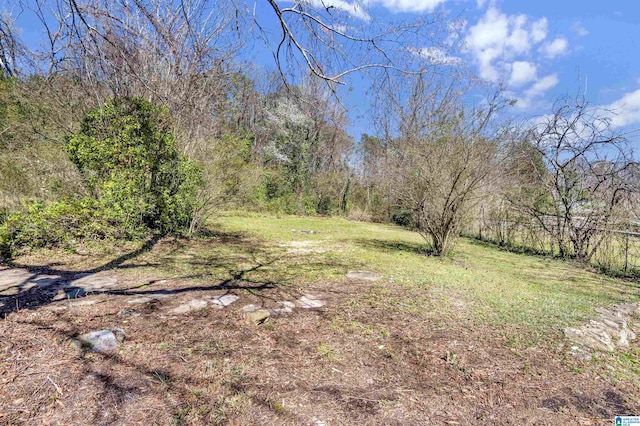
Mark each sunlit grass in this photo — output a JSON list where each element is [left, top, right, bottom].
[[216, 212, 639, 333]]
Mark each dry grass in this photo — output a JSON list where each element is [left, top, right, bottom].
[[1, 213, 639, 425]]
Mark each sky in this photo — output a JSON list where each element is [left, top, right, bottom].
[[6, 0, 640, 142], [286, 0, 640, 140]]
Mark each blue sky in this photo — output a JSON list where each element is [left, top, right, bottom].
[[273, 0, 640, 139]]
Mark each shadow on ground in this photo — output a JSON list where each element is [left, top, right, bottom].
[[353, 238, 434, 255], [0, 229, 282, 315]]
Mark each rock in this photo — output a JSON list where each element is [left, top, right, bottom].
[[296, 295, 327, 309], [346, 270, 381, 281], [69, 274, 118, 291], [564, 302, 640, 358], [212, 294, 239, 307], [127, 297, 155, 305], [172, 299, 208, 314], [69, 299, 97, 307], [246, 309, 270, 325], [0, 270, 61, 296], [569, 345, 592, 362], [241, 304, 260, 313], [76, 328, 125, 355], [0, 269, 60, 291], [271, 301, 296, 316], [52, 288, 87, 301]]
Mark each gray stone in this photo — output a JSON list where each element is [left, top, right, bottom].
[[171, 299, 208, 314], [127, 297, 155, 305], [69, 299, 97, 307], [246, 309, 270, 325], [564, 302, 640, 358], [70, 274, 118, 291], [271, 306, 293, 316], [296, 295, 327, 309], [346, 270, 381, 281], [271, 301, 296, 316], [76, 328, 125, 355], [53, 288, 87, 301], [241, 304, 260, 313], [0, 269, 62, 296], [211, 294, 239, 307]]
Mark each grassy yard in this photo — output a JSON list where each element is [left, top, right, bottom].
[[1, 213, 639, 425]]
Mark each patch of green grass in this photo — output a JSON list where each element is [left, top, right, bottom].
[[215, 213, 638, 333], [317, 342, 337, 359], [107, 212, 638, 347]]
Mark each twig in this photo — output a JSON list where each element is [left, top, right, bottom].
[[47, 376, 63, 396]]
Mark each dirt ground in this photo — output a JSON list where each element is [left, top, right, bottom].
[[1, 278, 637, 425], [1, 231, 639, 425]]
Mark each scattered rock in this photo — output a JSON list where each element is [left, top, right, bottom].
[[564, 302, 640, 358], [211, 294, 239, 307], [271, 301, 296, 316], [296, 295, 327, 309], [346, 270, 381, 281], [172, 299, 208, 314], [246, 309, 271, 325], [569, 345, 592, 362], [75, 328, 126, 355]]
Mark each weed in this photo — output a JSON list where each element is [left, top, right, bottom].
[[318, 342, 336, 359]]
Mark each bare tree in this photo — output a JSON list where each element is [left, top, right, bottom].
[[386, 76, 505, 255], [507, 95, 635, 260], [0, 11, 25, 77], [260, 0, 453, 87]]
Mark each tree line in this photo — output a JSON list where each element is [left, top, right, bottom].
[[0, 0, 637, 260]]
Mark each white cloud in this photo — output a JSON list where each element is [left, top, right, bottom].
[[300, 0, 448, 19], [414, 47, 462, 65], [540, 37, 568, 59], [605, 89, 640, 127], [509, 61, 537, 87], [530, 17, 548, 43], [464, 7, 549, 82], [366, 0, 447, 13], [572, 21, 589, 37], [528, 74, 559, 96], [514, 74, 559, 109], [461, 5, 569, 108]]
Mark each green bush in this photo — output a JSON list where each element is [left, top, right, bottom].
[[1, 97, 203, 257], [65, 97, 202, 234], [391, 208, 415, 229], [0, 198, 130, 257]]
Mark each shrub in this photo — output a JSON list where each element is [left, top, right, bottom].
[[65, 97, 202, 234], [391, 208, 415, 229], [0, 198, 130, 257], [1, 97, 203, 257]]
